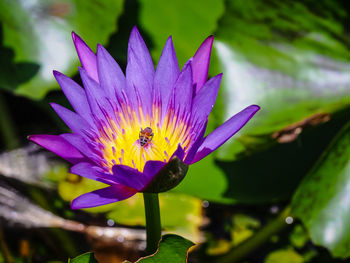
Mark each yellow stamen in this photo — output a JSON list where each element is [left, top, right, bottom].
[[96, 105, 191, 172]]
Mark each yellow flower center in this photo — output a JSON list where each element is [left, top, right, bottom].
[[96, 104, 192, 172]]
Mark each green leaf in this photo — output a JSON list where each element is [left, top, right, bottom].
[[134, 234, 194, 263], [265, 248, 304, 263], [139, 0, 225, 66], [291, 122, 350, 258], [0, 0, 124, 99], [69, 252, 98, 263], [176, 108, 350, 204], [174, 0, 350, 204]]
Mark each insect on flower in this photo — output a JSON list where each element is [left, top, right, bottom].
[[139, 127, 154, 147], [28, 26, 260, 209]]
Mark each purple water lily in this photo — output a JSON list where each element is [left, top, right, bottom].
[[29, 27, 259, 209]]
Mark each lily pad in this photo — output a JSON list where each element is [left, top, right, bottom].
[[69, 252, 97, 263], [0, 0, 123, 99], [292, 122, 350, 258], [131, 234, 194, 263]]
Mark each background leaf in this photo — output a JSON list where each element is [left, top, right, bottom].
[[292, 122, 350, 258], [69, 252, 98, 263], [0, 0, 124, 99]]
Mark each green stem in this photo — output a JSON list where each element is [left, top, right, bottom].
[[143, 193, 162, 255], [215, 206, 292, 263], [0, 92, 18, 149]]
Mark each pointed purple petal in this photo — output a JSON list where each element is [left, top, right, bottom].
[[71, 162, 118, 185], [126, 26, 154, 114], [143, 160, 165, 178], [50, 103, 92, 135], [191, 105, 260, 163], [171, 144, 185, 161], [184, 121, 207, 164], [28, 134, 86, 164], [173, 62, 193, 115], [128, 26, 155, 78], [192, 36, 214, 93], [53, 71, 94, 124], [79, 67, 115, 122], [60, 133, 95, 160], [96, 44, 126, 103], [154, 36, 180, 118], [191, 74, 222, 123], [71, 185, 137, 209], [72, 32, 99, 83], [112, 165, 147, 191]]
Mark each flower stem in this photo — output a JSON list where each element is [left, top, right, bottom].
[[143, 193, 162, 255]]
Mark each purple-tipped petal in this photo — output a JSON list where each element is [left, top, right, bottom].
[[51, 103, 92, 135], [112, 160, 166, 191], [71, 162, 118, 185], [53, 71, 94, 124], [97, 44, 126, 103], [72, 32, 99, 83], [191, 73, 222, 123], [128, 26, 155, 78], [143, 160, 166, 178], [126, 26, 154, 113], [154, 36, 180, 118], [79, 67, 114, 122], [173, 62, 193, 115], [171, 144, 185, 161], [184, 122, 207, 164], [60, 133, 95, 160], [71, 185, 137, 209], [192, 36, 214, 93], [28, 134, 86, 164], [112, 165, 148, 191], [191, 105, 260, 163]]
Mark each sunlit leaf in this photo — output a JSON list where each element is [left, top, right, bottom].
[[69, 252, 97, 263], [265, 248, 303, 263], [174, 0, 350, 204], [132, 234, 194, 263], [292, 122, 350, 258], [0, 0, 123, 99]]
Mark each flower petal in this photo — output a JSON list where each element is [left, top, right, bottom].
[[143, 160, 165, 176], [53, 71, 94, 124], [72, 32, 99, 83], [79, 67, 115, 123], [154, 36, 180, 119], [192, 35, 214, 93], [71, 185, 137, 209], [60, 133, 95, 160], [171, 144, 185, 161], [191, 73, 222, 123], [112, 165, 147, 191], [28, 134, 86, 164], [96, 44, 126, 103], [71, 162, 118, 185], [191, 105, 260, 163], [173, 62, 193, 116], [112, 160, 166, 191], [50, 103, 92, 135], [184, 122, 207, 164], [126, 26, 154, 114]]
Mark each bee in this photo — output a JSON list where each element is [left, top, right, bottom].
[[139, 127, 154, 147]]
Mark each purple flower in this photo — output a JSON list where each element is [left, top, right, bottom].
[[29, 27, 260, 209]]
